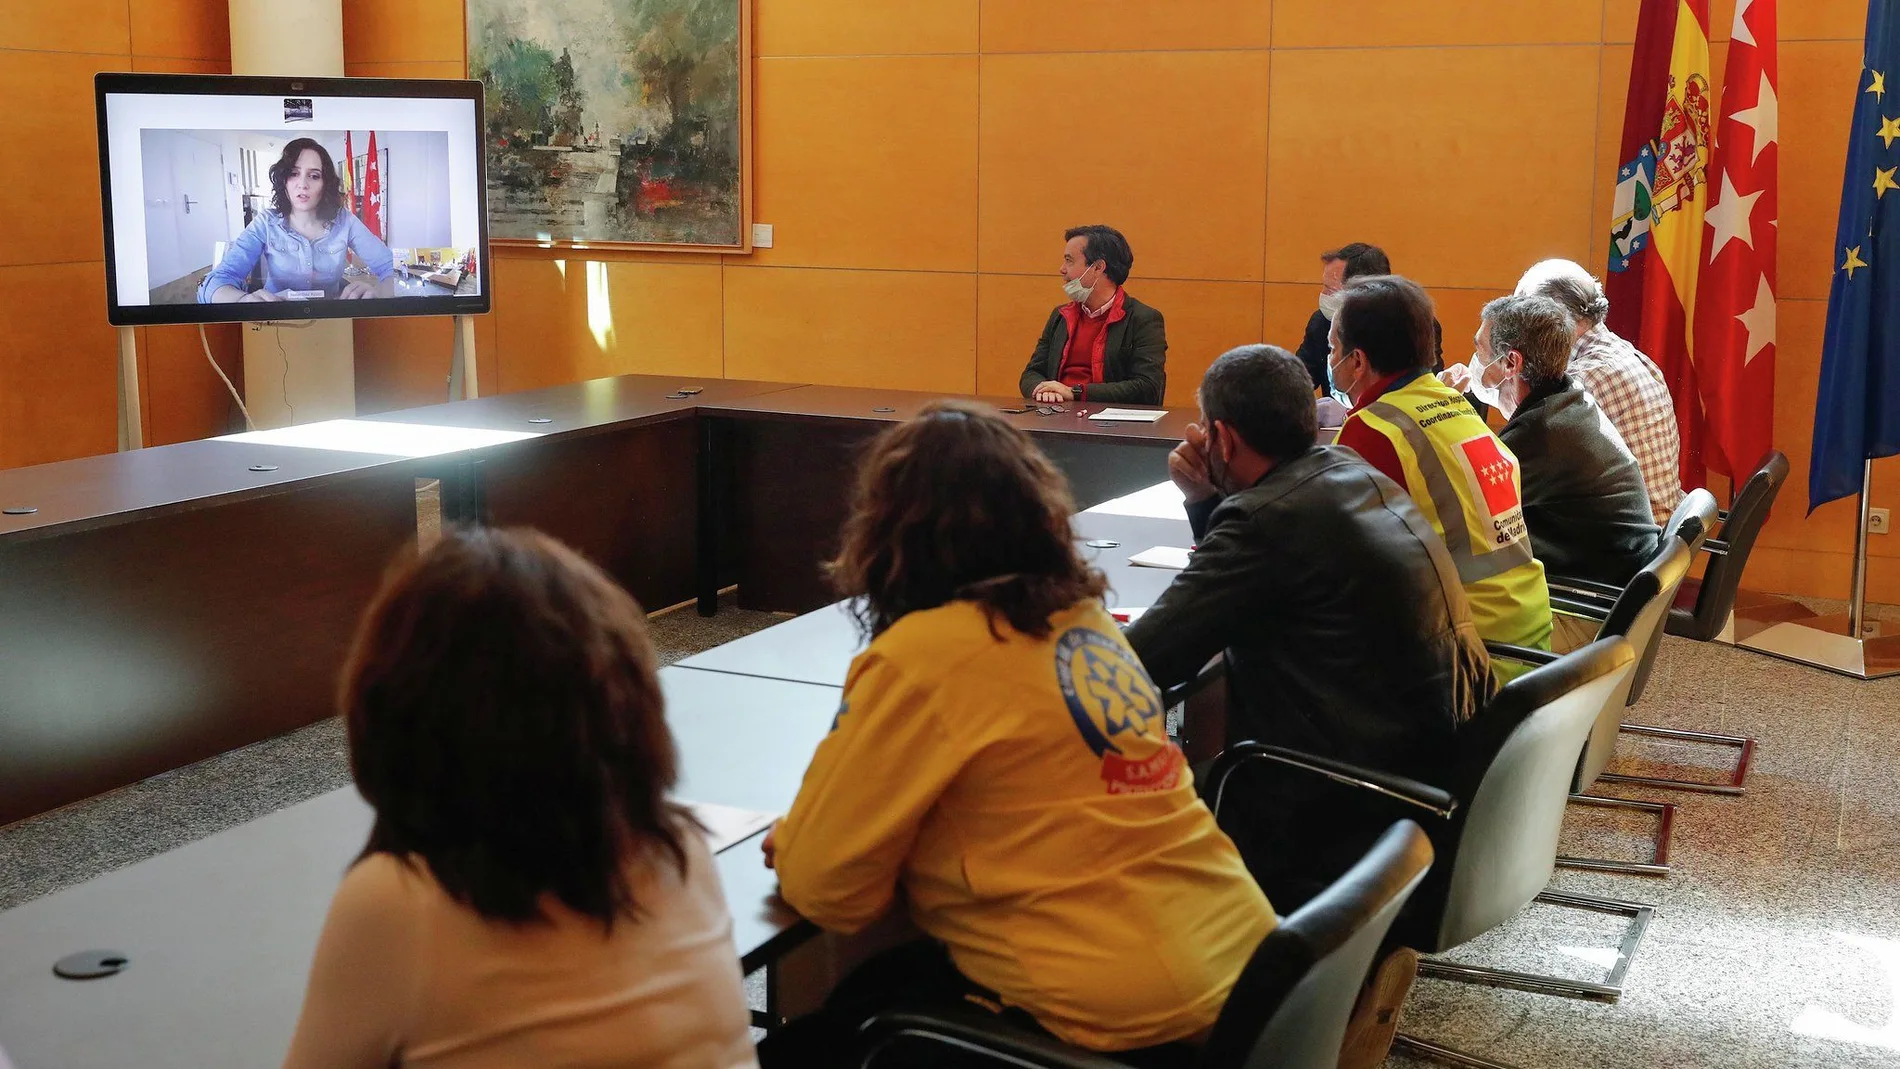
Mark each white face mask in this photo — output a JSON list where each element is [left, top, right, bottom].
[[1465, 352, 1515, 415], [1318, 291, 1345, 320]]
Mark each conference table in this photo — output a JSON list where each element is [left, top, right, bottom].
[[0, 375, 1191, 826], [0, 480, 1205, 1066], [0, 666, 839, 1069]]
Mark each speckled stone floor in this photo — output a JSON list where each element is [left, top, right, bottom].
[[2, 605, 1895, 1068]]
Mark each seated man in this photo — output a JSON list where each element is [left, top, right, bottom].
[[1467, 294, 1662, 597], [1515, 259, 1685, 523], [1124, 344, 1493, 907], [1294, 242, 1446, 394], [1330, 276, 1553, 653], [1019, 224, 1167, 405]]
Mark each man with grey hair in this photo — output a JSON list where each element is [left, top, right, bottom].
[[1473, 295, 1661, 639], [1517, 258, 1683, 523]]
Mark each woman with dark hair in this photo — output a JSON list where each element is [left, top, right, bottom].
[[200, 136, 395, 303], [281, 528, 756, 1069], [759, 402, 1274, 1068]]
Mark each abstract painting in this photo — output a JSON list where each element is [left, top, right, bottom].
[[467, 0, 749, 250]]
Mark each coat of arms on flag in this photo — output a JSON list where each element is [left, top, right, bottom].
[[1611, 72, 1715, 274]]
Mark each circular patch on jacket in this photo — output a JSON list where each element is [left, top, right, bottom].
[[1053, 627, 1183, 794]]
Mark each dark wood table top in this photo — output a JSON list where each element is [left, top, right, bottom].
[[0, 439, 415, 546], [0, 666, 836, 1067], [363, 373, 801, 439], [698, 384, 1195, 446]]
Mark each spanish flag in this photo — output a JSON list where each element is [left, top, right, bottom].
[[341, 130, 355, 215], [1606, 0, 1714, 490]]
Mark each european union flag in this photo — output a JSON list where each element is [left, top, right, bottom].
[[1812, 1, 1900, 511]]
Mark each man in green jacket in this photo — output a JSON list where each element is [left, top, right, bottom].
[[1019, 225, 1168, 406]]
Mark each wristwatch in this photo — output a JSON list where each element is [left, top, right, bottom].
[[1071, 385, 1083, 401]]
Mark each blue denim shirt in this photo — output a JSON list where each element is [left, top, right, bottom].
[[197, 209, 395, 301]]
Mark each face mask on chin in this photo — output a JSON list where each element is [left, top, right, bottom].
[[1326, 353, 1359, 408], [1063, 265, 1099, 304]]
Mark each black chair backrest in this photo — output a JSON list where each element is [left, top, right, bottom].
[[1398, 638, 1636, 952], [1675, 451, 1788, 640], [1664, 488, 1720, 554], [1575, 539, 1692, 789], [1201, 821, 1433, 1069]]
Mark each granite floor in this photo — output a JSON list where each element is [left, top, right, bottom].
[[2, 602, 1896, 1069]]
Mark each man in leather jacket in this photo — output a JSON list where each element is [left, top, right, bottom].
[[1124, 345, 1494, 907]]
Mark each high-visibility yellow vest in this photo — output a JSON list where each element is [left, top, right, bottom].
[[1340, 375, 1553, 652]]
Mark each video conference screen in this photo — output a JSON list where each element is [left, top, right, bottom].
[[96, 73, 490, 326]]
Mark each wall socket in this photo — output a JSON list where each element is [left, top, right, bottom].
[[1872, 507, 1891, 535]]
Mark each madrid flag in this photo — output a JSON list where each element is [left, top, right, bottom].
[[1606, 0, 1715, 489], [363, 131, 384, 239], [1695, 0, 1779, 478]]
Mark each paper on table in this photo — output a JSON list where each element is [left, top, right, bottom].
[[1127, 546, 1191, 570], [1088, 408, 1169, 423], [1084, 480, 1185, 519], [686, 800, 777, 854]]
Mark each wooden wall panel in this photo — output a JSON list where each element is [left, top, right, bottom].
[[980, 0, 1271, 53], [757, 0, 976, 57], [749, 56, 977, 272], [979, 50, 1271, 282]]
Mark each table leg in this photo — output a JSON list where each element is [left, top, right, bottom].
[[698, 418, 721, 616]]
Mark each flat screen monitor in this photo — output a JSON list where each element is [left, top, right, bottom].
[[96, 73, 490, 326]]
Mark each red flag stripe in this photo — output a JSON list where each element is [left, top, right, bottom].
[[1694, 0, 1778, 479]]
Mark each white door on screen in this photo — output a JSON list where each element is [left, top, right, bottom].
[[141, 132, 186, 288], [142, 131, 228, 289], [172, 134, 229, 282]]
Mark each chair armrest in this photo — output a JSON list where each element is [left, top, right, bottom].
[[1163, 653, 1225, 707], [1549, 593, 1611, 622], [1703, 538, 1731, 557], [1547, 576, 1624, 601], [1484, 641, 1562, 667], [857, 1011, 1128, 1069], [1205, 742, 1457, 821]]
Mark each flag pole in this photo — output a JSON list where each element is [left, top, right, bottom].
[[1851, 458, 1875, 638]]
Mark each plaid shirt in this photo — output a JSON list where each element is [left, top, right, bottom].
[[1571, 323, 1683, 523]]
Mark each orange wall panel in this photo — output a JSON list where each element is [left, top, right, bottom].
[[0, 262, 118, 468], [1275, 0, 1600, 49], [1267, 44, 1599, 291], [341, 0, 464, 66], [979, 50, 1271, 282], [130, 0, 231, 60], [750, 56, 978, 272], [757, 0, 976, 57], [0, 50, 115, 268], [344, 60, 466, 79], [0, 0, 129, 54], [1778, 41, 1862, 302], [723, 266, 976, 392], [139, 323, 244, 445], [979, 0, 1271, 54], [490, 257, 724, 394]]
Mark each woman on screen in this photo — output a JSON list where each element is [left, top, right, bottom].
[[281, 528, 757, 1069], [199, 137, 395, 303]]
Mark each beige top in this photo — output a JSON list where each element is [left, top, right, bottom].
[[281, 831, 758, 1069]]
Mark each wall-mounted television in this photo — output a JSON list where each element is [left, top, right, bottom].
[[96, 73, 490, 327]]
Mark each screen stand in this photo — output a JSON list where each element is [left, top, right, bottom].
[[448, 315, 479, 401], [117, 326, 144, 451]]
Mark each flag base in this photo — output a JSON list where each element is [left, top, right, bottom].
[[1732, 601, 1900, 680]]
